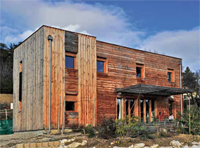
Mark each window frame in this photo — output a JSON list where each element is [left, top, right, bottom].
[[167, 69, 175, 82], [117, 98, 122, 120], [136, 63, 145, 79], [97, 57, 107, 73], [65, 52, 77, 69]]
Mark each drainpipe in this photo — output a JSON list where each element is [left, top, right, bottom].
[[48, 35, 53, 134], [179, 61, 182, 117]]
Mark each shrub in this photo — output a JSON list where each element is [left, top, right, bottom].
[[97, 118, 116, 139], [84, 124, 95, 138], [176, 107, 200, 135]]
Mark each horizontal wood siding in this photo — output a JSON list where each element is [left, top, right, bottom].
[[13, 27, 44, 131], [96, 41, 182, 123]]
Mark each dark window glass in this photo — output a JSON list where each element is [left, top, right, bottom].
[[151, 100, 155, 122], [65, 56, 74, 68], [65, 101, 75, 111], [136, 67, 142, 77], [169, 101, 173, 114], [117, 99, 122, 119], [130, 99, 134, 117], [168, 72, 172, 82], [19, 72, 22, 102], [146, 100, 149, 123], [97, 60, 104, 73], [126, 99, 129, 116]]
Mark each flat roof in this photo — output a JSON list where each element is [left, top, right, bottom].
[[14, 25, 182, 60]]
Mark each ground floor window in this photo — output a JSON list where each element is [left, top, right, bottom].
[[117, 98, 122, 119], [65, 101, 76, 111], [126, 99, 135, 118]]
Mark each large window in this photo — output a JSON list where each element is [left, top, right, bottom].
[[97, 57, 107, 73], [65, 53, 76, 69], [117, 98, 122, 119], [136, 63, 144, 78], [126, 99, 135, 118]]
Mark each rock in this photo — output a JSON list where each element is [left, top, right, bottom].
[[81, 140, 87, 146], [170, 140, 182, 148], [160, 128, 168, 134], [111, 141, 115, 145], [128, 145, 134, 148], [133, 143, 145, 148], [66, 142, 81, 148], [182, 145, 189, 148], [192, 142, 200, 145], [190, 145, 200, 148], [60, 139, 68, 147], [113, 145, 133, 148], [150, 144, 159, 148], [160, 147, 172, 148], [144, 147, 150, 148]]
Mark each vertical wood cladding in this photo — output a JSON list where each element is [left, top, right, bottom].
[[77, 34, 97, 126], [96, 41, 182, 123], [43, 26, 65, 129], [65, 32, 78, 53], [13, 27, 44, 131]]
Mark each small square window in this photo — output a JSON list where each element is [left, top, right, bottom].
[[136, 67, 142, 77], [65, 56, 75, 68], [167, 69, 174, 82], [136, 64, 144, 78], [65, 101, 75, 111], [168, 72, 172, 82], [97, 60, 104, 73]]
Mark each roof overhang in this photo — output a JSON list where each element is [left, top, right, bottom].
[[115, 84, 193, 96]]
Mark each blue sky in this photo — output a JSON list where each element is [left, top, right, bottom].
[[0, 0, 199, 70]]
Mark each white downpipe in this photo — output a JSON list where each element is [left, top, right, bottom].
[[48, 35, 53, 134]]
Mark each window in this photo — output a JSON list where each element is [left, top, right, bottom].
[[97, 57, 107, 73], [167, 69, 174, 82], [65, 101, 75, 111], [19, 61, 22, 111], [117, 98, 122, 119], [125, 99, 135, 118], [65, 53, 76, 69], [136, 63, 144, 78]]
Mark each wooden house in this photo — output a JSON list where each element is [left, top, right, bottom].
[[13, 25, 192, 132]]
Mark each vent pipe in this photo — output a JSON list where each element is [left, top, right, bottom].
[[48, 35, 53, 134]]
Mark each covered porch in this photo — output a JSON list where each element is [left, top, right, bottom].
[[115, 84, 193, 122]]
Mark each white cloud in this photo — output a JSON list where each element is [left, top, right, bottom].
[[1, 0, 199, 70], [1, 0, 143, 46], [140, 27, 200, 70]]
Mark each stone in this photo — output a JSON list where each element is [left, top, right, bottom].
[[170, 140, 182, 148], [133, 143, 145, 148], [144, 147, 150, 148], [66, 142, 81, 148], [190, 145, 200, 148], [182, 145, 189, 148], [150, 144, 159, 148], [192, 142, 200, 145], [160, 147, 172, 148], [16, 144, 24, 148], [81, 140, 87, 146]]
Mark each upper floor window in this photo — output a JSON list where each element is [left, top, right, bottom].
[[136, 63, 144, 78], [168, 69, 174, 82], [97, 57, 107, 73], [65, 53, 76, 69]]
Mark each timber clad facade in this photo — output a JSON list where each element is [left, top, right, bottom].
[[13, 25, 183, 131]]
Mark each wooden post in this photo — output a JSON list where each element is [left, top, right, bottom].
[[189, 94, 191, 134], [149, 100, 152, 122], [143, 99, 146, 123], [58, 97, 61, 132]]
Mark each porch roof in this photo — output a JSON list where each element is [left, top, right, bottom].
[[115, 84, 193, 96]]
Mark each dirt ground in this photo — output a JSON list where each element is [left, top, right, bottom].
[[80, 133, 200, 148], [0, 131, 200, 148]]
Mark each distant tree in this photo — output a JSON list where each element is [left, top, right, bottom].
[[0, 42, 21, 93], [183, 67, 200, 107]]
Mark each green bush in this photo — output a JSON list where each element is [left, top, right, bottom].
[[97, 118, 116, 139], [176, 107, 200, 135], [84, 125, 95, 138]]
